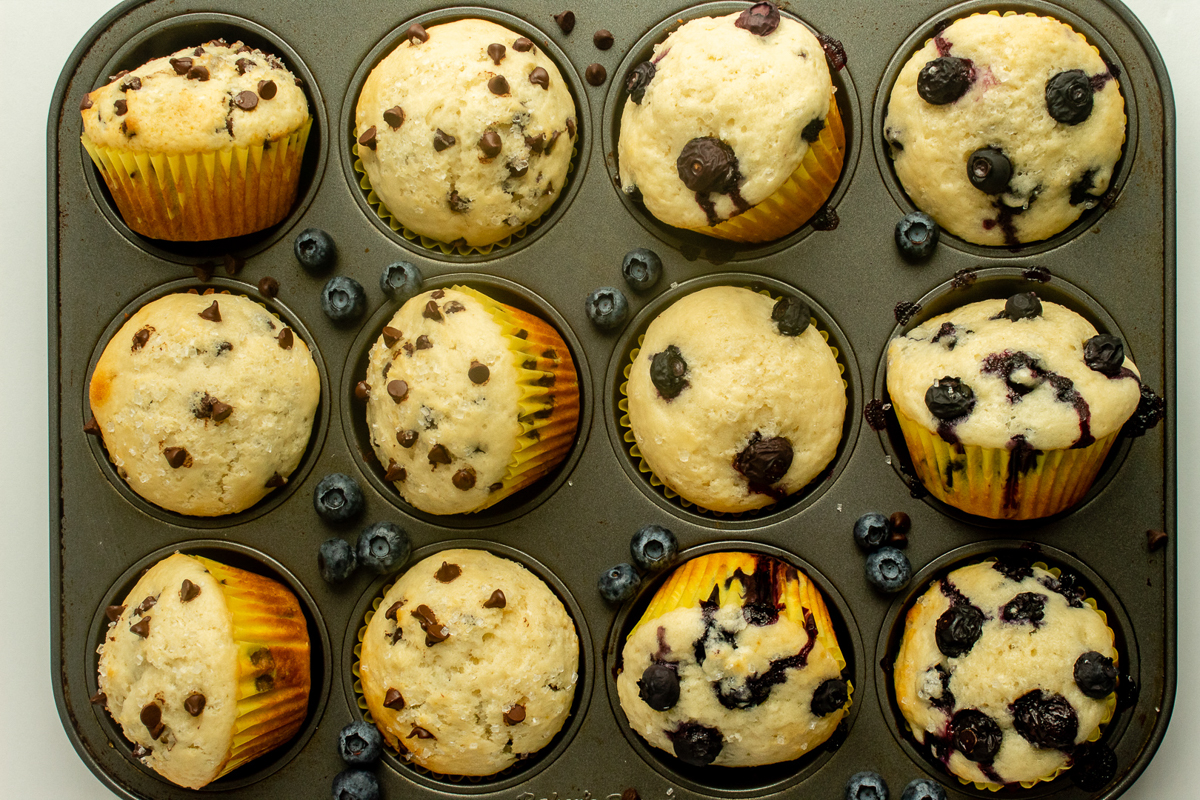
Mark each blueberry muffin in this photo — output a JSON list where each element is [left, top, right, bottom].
[[618, 2, 845, 242], [358, 549, 579, 775], [354, 19, 577, 249], [624, 286, 845, 513], [95, 553, 311, 789], [80, 39, 311, 241], [88, 292, 320, 516], [883, 12, 1125, 245], [885, 292, 1142, 519], [363, 286, 578, 515], [894, 560, 1117, 787], [617, 552, 850, 767]]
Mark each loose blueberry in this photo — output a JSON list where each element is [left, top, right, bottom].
[[1001, 592, 1047, 625], [650, 345, 689, 399], [771, 296, 812, 336], [935, 604, 985, 657], [322, 276, 367, 323], [865, 547, 911, 593], [1084, 334, 1125, 376], [1011, 689, 1078, 750], [1046, 69, 1094, 125], [318, 538, 357, 583], [638, 663, 680, 710], [380, 260, 422, 301], [598, 562, 640, 603], [332, 768, 380, 800], [853, 512, 891, 551], [895, 212, 940, 260], [1001, 292, 1042, 321], [622, 248, 663, 292], [967, 148, 1012, 195], [845, 770, 889, 800], [630, 524, 678, 571], [917, 56, 973, 105], [313, 473, 365, 524], [1074, 651, 1118, 698], [811, 678, 849, 716], [293, 227, 336, 271], [900, 779, 946, 800], [356, 521, 411, 574], [925, 377, 975, 420], [668, 722, 723, 767], [585, 287, 628, 331], [949, 709, 1002, 763], [337, 720, 383, 765]]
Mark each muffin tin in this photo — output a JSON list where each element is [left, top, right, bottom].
[[49, 0, 1175, 798]]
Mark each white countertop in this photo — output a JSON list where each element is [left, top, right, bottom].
[[2, 0, 1195, 796]]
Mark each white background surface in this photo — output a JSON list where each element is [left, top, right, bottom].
[[1, 0, 1194, 797]]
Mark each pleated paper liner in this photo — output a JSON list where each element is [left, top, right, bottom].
[[618, 288, 846, 517], [686, 90, 845, 244], [352, 142, 578, 257], [81, 118, 311, 242], [193, 556, 311, 779], [894, 407, 1120, 521]]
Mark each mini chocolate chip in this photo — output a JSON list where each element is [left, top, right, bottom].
[[889, 511, 911, 536], [525, 133, 546, 154], [622, 790, 640, 800], [436, 561, 462, 582], [735, 2, 781, 36], [468, 361, 490, 384], [407, 23, 428, 44], [431, 290, 445, 299], [488, 43, 506, 64], [210, 400, 232, 421], [170, 57, 192, 75], [193, 262, 214, 282], [677, 137, 739, 194], [384, 460, 406, 482], [409, 725, 435, 739], [114, 99, 128, 116], [130, 617, 150, 638], [433, 129, 456, 151], [84, 415, 102, 436], [184, 693, 206, 716], [452, 467, 476, 490], [105, 604, 125, 622], [423, 301, 443, 321], [626, 61, 656, 104], [513, 37, 534, 52], [80, 94, 94, 111], [120, 76, 142, 92], [110, 70, 130, 81], [358, 126, 378, 151], [277, 328, 294, 350], [198, 301, 221, 321], [553, 10, 575, 33], [382, 105, 405, 129], [1147, 529, 1168, 552], [90, 691, 107, 706], [449, 190, 471, 212], [265, 472, 287, 488], [566, 117, 576, 138], [355, 381, 371, 400], [772, 296, 811, 336], [257, 276, 279, 297], [135, 595, 157, 615], [254, 79, 277, 100], [234, 91, 258, 110], [734, 433, 794, 486], [444, 301, 465, 314], [131, 326, 152, 351], [187, 65, 210, 82], [399, 430, 419, 448], [193, 47, 205, 56], [505, 704, 527, 724], [489, 482, 504, 492], [222, 254, 244, 275], [586, 63, 607, 85], [234, 58, 254, 75], [179, 579, 201, 602], [529, 67, 550, 89], [387, 380, 409, 403], [382, 326, 403, 347], [650, 345, 689, 399], [925, 377, 975, 420], [479, 130, 503, 158], [384, 688, 405, 710], [594, 29, 614, 49], [140, 702, 162, 736], [484, 589, 506, 609], [428, 444, 452, 466], [385, 601, 403, 622], [487, 74, 511, 96], [163, 447, 190, 468], [413, 604, 449, 644]]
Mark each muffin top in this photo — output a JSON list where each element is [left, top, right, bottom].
[[886, 295, 1141, 450], [355, 19, 577, 247], [359, 549, 579, 776], [81, 40, 309, 154], [97, 554, 239, 789], [884, 13, 1125, 245], [88, 292, 320, 516], [894, 560, 1117, 786], [617, 6, 833, 229], [617, 553, 849, 767], [626, 286, 845, 513]]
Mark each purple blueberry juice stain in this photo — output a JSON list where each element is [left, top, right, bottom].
[[713, 608, 817, 709], [981, 350, 1093, 448]]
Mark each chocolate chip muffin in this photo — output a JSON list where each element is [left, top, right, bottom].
[[96, 553, 311, 789], [354, 19, 578, 249], [617, 2, 845, 242], [883, 12, 1125, 245], [623, 286, 845, 513], [358, 549, 579, 776], [362, 286, 578, 515], [80, 39, 311, 241], [894, 560, 1117, 787], [617, 552, 850, 767], [88, 292, 320, 516], [885, 293, 1144, 519]]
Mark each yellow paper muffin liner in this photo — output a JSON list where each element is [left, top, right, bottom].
[[191, 556, 310, 779], [81, 118, 312, 242], [894, 407, 1119, 520], [684, 90, 845, 243], [897, 559, 1118, 791], [352, 142, 577, 257], [618, 288, 845, 516]]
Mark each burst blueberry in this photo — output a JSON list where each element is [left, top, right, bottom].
[[630, 524, 678, 571], [935, 603, 985, 657], [853, 512, 891, 551], [322, 276, 367, 323], [845, 770, 889, 800], [900, 779, 946, 800], [1011, 689, 1078, 749], [356, 521, 411, 574], [585, 287, 629, 331], [895, 212, 940, 260], [598, 562, 640, 602], [313, 473, 365, 523], [318, 537, 357, 583], [622, 248, 663, 292], [337, 720, 383, 765], [865, 547, 911, 593], [332, 768, 380, 800], [293, 227, 336, 271], [380, 260, 422, 301], [949, 709, 1002, 763]]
